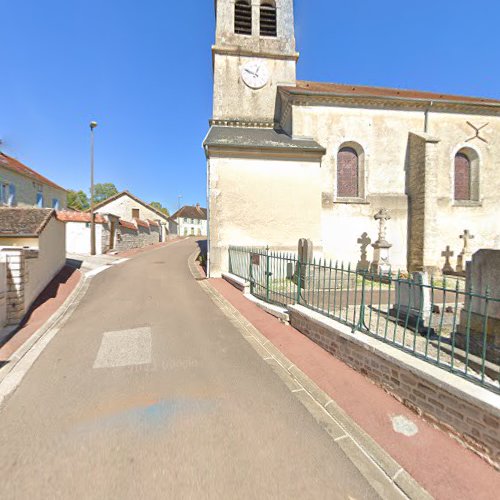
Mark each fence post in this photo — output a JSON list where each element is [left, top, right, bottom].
[[355, 271, 367, 332], [249, 250, 254, 295], [266, 246, 270, 303], [296, 257, 302, 305]]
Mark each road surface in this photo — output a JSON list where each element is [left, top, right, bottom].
[[0, 239, 381, 499]]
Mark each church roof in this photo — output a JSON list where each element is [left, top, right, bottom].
[[280, 81, 500, 107], [204, 126, 326, 153], [0, 152, 67, 192]]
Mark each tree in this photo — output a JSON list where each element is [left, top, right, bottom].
[[150, 201, 170, 217], [67, 190, 89, 211], [94, 183, 119, 204]]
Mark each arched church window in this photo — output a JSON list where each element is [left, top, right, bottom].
[[454, 152, 471, 201], [235, 0, 252, 35], [260, 1, 277, 37], [337, 147, 359, 198]]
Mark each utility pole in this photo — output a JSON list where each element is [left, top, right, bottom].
[[90, 121, 98, 255]]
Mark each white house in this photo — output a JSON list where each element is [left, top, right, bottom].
[[170, 204, 207, 236], [0, 208, 66, 327], [92, 191, 170, 242]]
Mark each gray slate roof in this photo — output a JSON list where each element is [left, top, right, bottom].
[[0, 208, 55, 237], [204, 127, 325, 153]]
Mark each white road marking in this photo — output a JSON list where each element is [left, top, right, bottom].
[[93, 327, 152, 368], [85, 265, 111, 278], [390, 414, 419, 437]]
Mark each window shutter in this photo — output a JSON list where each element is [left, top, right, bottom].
[[337, 148, 359, 198], [454, 153, 471, 201]]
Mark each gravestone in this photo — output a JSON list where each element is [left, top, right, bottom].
[[456, 229, 475, 274], [390, 272, 433, 334], [456, 250, 500, 363], [441, 246, 455, 274], [357, 232, 371, 271], [293, 238, 354, 290], [371, 209, 392, 275]]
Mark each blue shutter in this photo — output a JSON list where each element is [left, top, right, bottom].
[[37, 192, 43, 207], [52, 198, 60, 209]]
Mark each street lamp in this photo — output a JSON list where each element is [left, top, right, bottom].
[[90, 121, 98, 255]]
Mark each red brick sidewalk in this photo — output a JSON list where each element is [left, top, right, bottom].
[[209, 277, 500, 500], [0, 266, 82, 362]]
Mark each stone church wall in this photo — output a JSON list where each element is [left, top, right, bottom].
[[208, 155, 322, 277]]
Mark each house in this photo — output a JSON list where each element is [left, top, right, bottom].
[[170, 204, 207, 236], [0, 208, 66, 327], [58, 209, 163, 255], [0, 152, 67, 210], [204, 0, 500, 277], [91, 191, 170, 242], [56, 211, 109, 255]]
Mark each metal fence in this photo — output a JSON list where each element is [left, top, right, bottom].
[[228, 246, 500, 393]]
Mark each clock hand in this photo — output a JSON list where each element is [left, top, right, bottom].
[[244, 68, 257, 77]]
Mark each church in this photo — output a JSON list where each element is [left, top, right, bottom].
[[204, 0, 500, 277]]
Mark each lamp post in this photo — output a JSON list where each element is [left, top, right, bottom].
[[89, 121, 98, 255]]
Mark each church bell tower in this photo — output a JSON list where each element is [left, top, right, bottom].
[[212, 0, 298, 125]]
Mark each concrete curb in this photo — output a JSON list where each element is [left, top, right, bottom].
[[189, 255, 433, 500]]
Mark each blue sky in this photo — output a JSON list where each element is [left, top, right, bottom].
[[1, 0, 498, 213]]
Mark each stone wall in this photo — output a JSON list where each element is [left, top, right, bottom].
[[288, 304, 500, 469], [0, 254, 6, 327]]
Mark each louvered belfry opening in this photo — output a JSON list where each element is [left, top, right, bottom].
[[260, 1, 277, 37], [235, 0, 252, 35]]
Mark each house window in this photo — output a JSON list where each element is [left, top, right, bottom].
[[260, 1, 277, 37], [235, 0, 252, 35], [0, 183, 9, 205], [8, 184, 16, 206], [337, 147, 359, 198], [36, 192, 44, 208], [132, 208, 140, 218], [52, 198, 60, 210], [453, 148, 480, 203]]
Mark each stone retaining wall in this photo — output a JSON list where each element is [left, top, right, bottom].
[[288, 304, 500, 469]]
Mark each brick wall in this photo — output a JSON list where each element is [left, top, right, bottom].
[[288, 304, 500, 469]]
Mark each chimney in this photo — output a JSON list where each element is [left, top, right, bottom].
[[196, 203, 200, 209]]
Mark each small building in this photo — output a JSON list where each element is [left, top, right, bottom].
[[0, 152, 67, 210], [0, 208, 66, 327], [91, 191, 170, 242], [171, 204, 207, 236], [57, 211, 110, 255]]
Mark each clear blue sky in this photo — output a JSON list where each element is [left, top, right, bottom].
[[1, 1, 498, 213]]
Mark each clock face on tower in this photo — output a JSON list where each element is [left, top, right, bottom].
[[240, 60, 270, 90]]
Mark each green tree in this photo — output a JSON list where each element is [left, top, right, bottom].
[[94, 183, 119, 204], [67, 190, 90, 211], [150, 201, 170, 217]]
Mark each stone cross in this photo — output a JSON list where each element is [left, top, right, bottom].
[[460, 230, 475, 255], [357, 232, 371, 271], [442, 246, 455, 274], [374, 209, 391, 244]]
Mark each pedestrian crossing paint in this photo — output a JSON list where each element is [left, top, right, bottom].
[[93, 327, 152, 368]]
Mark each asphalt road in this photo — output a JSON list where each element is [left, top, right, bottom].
[[0, 239, 380, 499]]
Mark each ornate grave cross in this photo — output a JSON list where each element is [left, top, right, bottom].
[[374, 209, 391, 244], [466, 121, 489, 143], [460, 229, 475, 255], [442, 245, 455, 273]]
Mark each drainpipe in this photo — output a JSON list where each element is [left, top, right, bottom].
[[424, 101, 434, 133]]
